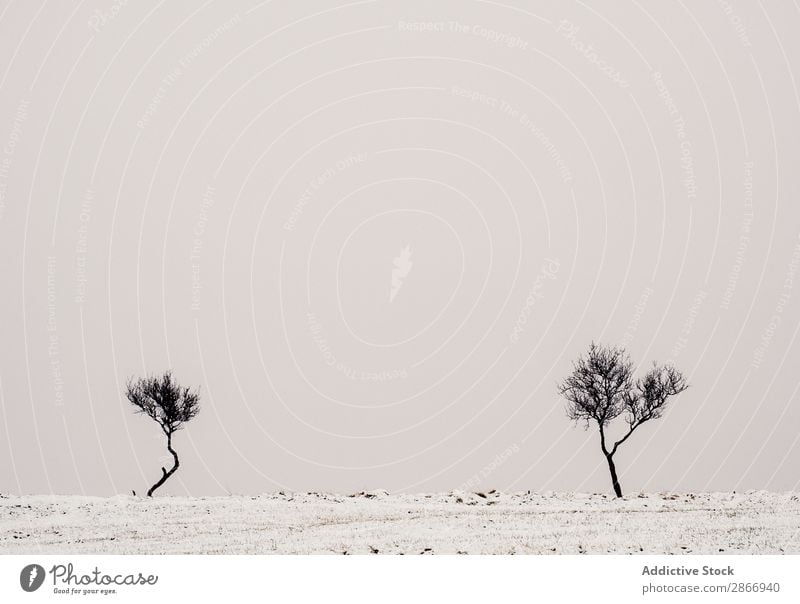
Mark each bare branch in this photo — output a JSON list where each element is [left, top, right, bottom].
[[558, 342, 635, 430], [125, 370, 201, 497], [627, 363, 688, 425], [125, 370, 200, 434], [558, 344, 689, 497], [609, 363, 687, 456]]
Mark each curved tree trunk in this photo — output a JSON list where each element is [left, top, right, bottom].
[[147, 432, 180, 497], [605, 454, 623, 498]]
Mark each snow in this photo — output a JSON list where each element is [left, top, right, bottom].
[[2, 491, 798, 554]]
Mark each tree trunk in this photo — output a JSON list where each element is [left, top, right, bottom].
[[147, 432, 180, 497], [605, 454, 623, 498]]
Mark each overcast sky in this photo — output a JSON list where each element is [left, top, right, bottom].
[[1, 0, 799, 496]]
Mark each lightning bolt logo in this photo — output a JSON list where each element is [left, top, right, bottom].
[[20, 564, 45, 592], [390, 245, 413, 303]]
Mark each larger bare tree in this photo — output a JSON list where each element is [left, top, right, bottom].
[[125, 371, 200, 497], [558, 343, 688, 497]]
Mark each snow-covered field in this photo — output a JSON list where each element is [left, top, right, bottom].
[[2, 491, 798, 555]]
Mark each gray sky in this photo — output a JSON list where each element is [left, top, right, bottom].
[[1, 0, 799, 496]]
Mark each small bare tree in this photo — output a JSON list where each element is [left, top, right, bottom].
[[125, 371, 200, 497], [558, 343, 688, 497]]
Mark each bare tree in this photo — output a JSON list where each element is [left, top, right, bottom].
[[558, 343, 688, 497], [125, 371, 200, 497]]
